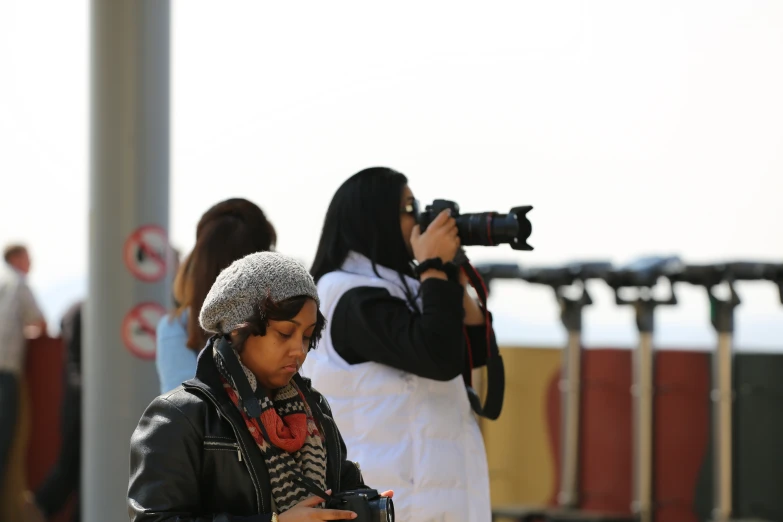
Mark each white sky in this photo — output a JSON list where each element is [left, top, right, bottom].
[[1, 1, 782, 349]]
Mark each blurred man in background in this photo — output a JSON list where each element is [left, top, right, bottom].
[[1, 244, 46, 520]]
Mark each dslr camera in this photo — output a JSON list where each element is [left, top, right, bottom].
[[418, 199, 533, 251], [326, 488, 394, 522]]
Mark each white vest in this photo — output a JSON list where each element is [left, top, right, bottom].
[[301, 252, 491, 522]]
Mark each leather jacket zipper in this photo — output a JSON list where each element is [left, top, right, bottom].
[[204, 440, 243, 462], [327, 418, 342, 492], [185, 385, 264, 513]]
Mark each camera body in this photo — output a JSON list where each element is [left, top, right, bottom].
[[326, 488, 394, 522], [418, 199, 533, 251]]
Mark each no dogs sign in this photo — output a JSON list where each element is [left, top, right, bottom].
[[122, 302, 166, 360], [124, 225, 168, 282]]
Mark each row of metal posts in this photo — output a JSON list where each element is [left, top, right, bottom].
[[479, 258, 783, 522]]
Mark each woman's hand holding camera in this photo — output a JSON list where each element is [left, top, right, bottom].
[[279, 490, 394, 521], [411, 209, 460, 281], [278, 491, 356, 521]]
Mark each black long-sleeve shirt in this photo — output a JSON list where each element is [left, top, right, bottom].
[[60, 300, 83, 388], [330, 278, 493, 382]]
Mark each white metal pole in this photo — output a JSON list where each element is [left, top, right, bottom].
[[713, 332, 734, 522], [633, 331, 655, 522], [558, 330, 582, 508], [85, 0, 170, 519]]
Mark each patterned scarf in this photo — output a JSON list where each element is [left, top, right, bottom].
[[214, 347, 328, 512]]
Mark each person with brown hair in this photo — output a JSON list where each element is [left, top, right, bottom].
[[156, 198, 276, 393]]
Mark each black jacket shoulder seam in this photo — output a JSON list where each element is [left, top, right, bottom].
[[157, 395, 201, 437]]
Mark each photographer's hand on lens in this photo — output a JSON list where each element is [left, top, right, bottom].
[[278, 491, 358, 521], [411, 209, 460, 280]]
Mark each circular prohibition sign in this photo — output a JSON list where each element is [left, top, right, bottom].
[[123, 224, 169, 282], [121, 302, 166, 360]]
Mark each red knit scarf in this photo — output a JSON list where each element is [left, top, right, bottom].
[[221, 378, 310, 453], [214, 347, 328, 512]]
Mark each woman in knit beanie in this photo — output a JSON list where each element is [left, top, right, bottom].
[[128, 251, 391, 522]]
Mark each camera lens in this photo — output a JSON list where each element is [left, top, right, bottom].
[[418, 200, 533, 251], [376, 496, 394, 522], [458, 212, 512, 246], [456, 207, 532, 251]]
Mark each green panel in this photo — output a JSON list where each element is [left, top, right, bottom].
[[694, 353, 783, 522]]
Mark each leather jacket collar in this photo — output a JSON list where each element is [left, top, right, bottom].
[[183, 339, 344, 503]]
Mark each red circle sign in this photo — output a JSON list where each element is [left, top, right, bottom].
[[123, 225, 168, 282], [121, 302, 166, 360]]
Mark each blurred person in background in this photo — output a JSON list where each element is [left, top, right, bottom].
[[28, 248, 178, 521], [1, 244, 46, 521], [156, 198, 277, 393], [303, 167, 497, 521], [129, 252, 389, 521], [1, 245, 46, 340], [31, 300, 83, 522]]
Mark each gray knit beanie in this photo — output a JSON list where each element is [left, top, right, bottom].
[[199, 251, 320, 334]]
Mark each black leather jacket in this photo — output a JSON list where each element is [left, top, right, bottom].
[[127, 346, 366, 521]]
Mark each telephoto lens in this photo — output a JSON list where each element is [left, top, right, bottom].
[[418, 199, 533, 251]]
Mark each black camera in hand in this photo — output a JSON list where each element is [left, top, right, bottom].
[[326, 488, 394, 522], [418, 199, 533, 251]]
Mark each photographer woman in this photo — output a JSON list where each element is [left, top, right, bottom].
[[303, 167, 495, 521], [129, 252, 390, 521], [156, 198, 276, 393]]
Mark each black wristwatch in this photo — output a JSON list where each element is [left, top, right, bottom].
[[414, 258, 460, 282]]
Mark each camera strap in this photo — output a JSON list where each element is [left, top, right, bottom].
[[460, 262, 505, 421], [214, 337, 335, 503]]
